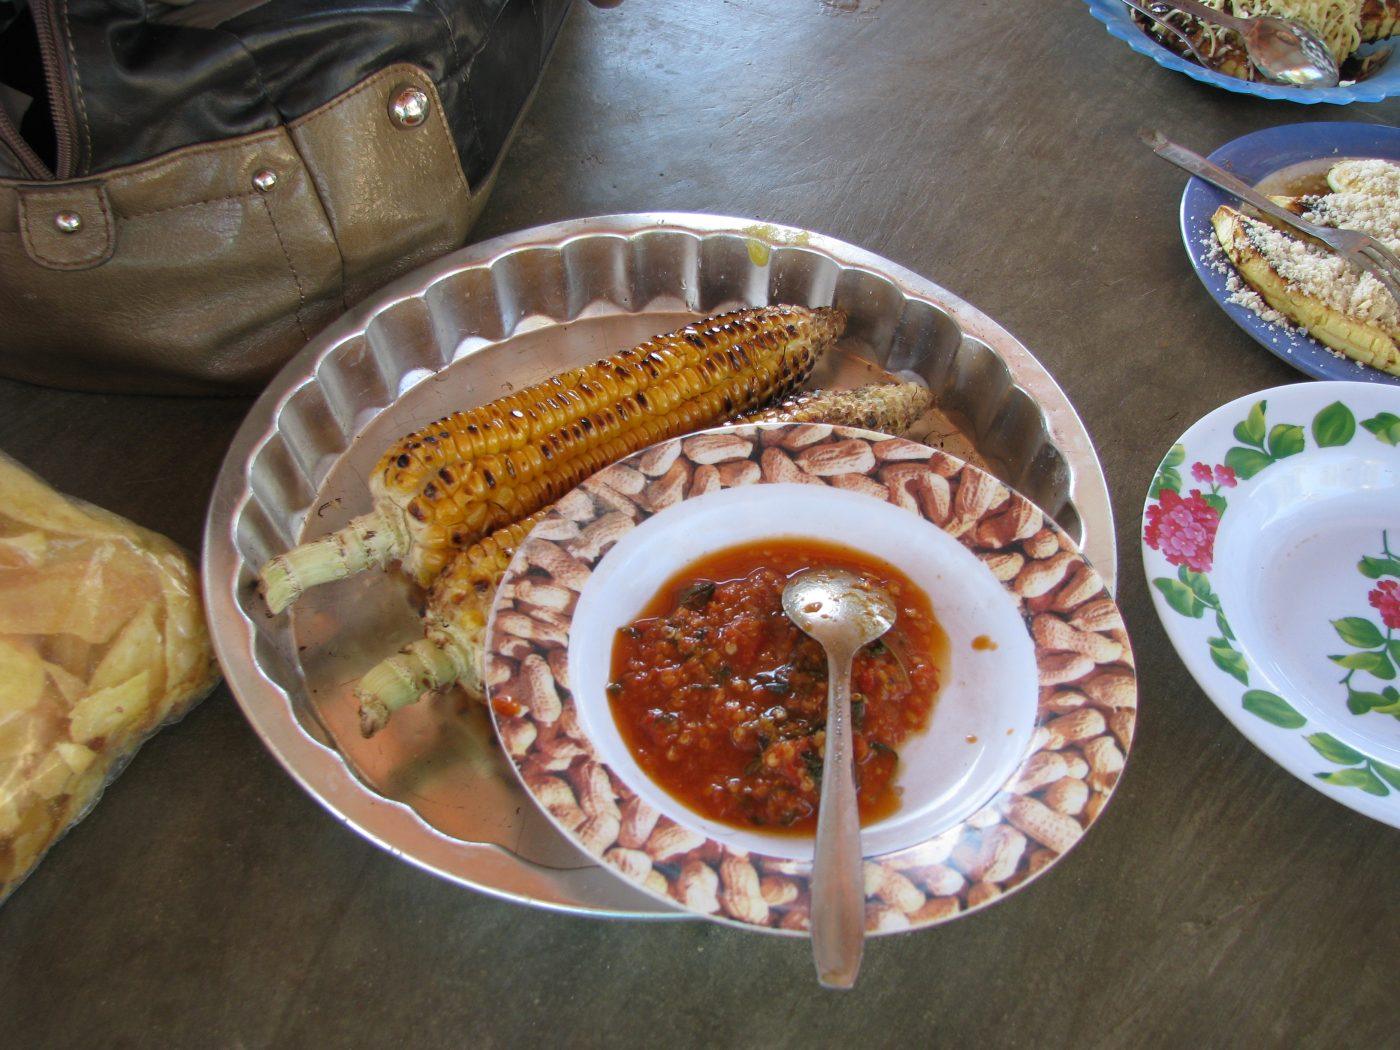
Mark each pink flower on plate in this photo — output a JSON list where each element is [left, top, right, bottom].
[[1144, 488, 1220, 573], [1191, 462, 1237, 489], [1369, 580, 1400, 631]]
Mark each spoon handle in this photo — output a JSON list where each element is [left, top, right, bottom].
[[1140, 130, 1344, 244], [811, 646, 865, 990]]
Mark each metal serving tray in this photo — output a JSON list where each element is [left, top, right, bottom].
[[204, 213, 1115, 919]]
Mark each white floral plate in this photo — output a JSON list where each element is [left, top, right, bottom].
[[1143, 382, 1400, 827], [487, 423, 1138, 934]]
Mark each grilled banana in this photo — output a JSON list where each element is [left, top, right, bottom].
[[1212, 205, 1400, 374]]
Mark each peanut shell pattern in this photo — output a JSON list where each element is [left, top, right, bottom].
[[486, 424, 1137, 935]]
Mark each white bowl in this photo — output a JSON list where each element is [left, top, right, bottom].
[[568, 483, 1040, 860]]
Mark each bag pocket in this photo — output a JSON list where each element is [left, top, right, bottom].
[[0, 65, 474, 394]]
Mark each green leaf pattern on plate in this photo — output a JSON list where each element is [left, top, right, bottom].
[[1209, 638, 1249, 684], [1234, 400, 1267, 447], [1266, 423, 1305, 460], [1223, 446, 1273, 480], [1362, 412, 1400, 446], [1148, 443, 1184, 499], [1358, 554, 1400, 579], [1305, 733, 1364, 765], [1329, 533, 1400, 722], [1315, 767, 1388, 795], [1242, 690, 1306, 728], [1311, 401, 1356, 447], [1153, 578, 1203, 618], [1220, 399, 1308, 481], [1376, 762, 1400, 792], [1332, 616, 1384, 648]]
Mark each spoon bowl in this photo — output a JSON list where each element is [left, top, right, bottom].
[[1247, 15, 1341, 86], [782, 568, 898, 653], [782, 568, 897, 990]]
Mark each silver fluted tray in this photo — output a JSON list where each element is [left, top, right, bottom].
[[203, 213, 1115, 919]]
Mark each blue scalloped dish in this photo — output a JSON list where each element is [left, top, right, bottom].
[[1180, 123, 1400, 386], [1083, 0, 1400, 103]]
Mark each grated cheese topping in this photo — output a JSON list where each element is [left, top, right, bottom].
[[1304, 190, 1400, 249], [1304, 157, 1400, 249], [1205, 236, 1295, 327], [1239, 215, 1400, 334], [1326, 158, 1400, 198]]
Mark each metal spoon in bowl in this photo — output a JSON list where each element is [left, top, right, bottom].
[[782, 568, 897, 990], [1149, 0, 1340, 86]]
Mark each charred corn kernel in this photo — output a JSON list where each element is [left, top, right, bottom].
[[259, 306, 844, 612], [742, 381, 934, 431], [352, 379, 934, 736]]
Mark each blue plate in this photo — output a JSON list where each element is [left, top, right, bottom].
[[1181, 122, 1400, 385], [1083, 0, 1400, 104]]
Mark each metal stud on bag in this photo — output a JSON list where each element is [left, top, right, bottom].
[[53, 212, 82, 233], [388, 86, 429, 128], [252, 169, 279, 192]]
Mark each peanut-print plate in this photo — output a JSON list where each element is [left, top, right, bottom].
[[488, 423, 1137, 935], [1144, 382, 1400, 828]]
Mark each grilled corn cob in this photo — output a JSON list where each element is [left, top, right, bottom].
[[353, 380, 935, 736], [259, 306, 844, 613]]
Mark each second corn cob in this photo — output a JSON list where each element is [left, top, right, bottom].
[[353, 380, 935, 736], [259, 306, 844, 614], [742, 381, 933, 429]]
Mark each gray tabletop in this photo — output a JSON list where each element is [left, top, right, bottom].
[[3, 2, 1397, 1046]]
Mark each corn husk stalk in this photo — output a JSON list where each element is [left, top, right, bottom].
[[355, 512, 543, 736]]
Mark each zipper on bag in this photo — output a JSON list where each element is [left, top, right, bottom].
[[26, 0, 78, 178], [0, 98, 51, 178]]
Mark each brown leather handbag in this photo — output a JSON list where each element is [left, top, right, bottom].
[[0, 0, 573, 394]]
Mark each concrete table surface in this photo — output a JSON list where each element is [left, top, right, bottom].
[[2, 1, 1396, 1046]]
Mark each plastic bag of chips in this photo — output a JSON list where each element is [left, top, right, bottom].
[[0, 452, 219, 902]]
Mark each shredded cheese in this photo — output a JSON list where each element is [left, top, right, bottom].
[[1305, 192, 1400, 249], [1325, 158, 1400, 198], [1302, 158, 1400, 254], [1239, 216, 1399, 334], [1205, 236, 1296, 328]]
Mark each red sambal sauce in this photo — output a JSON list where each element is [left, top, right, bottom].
[[607, 538, 946, 834]]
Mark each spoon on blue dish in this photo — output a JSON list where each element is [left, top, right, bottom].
[[1125, 0, 1340, 86]]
